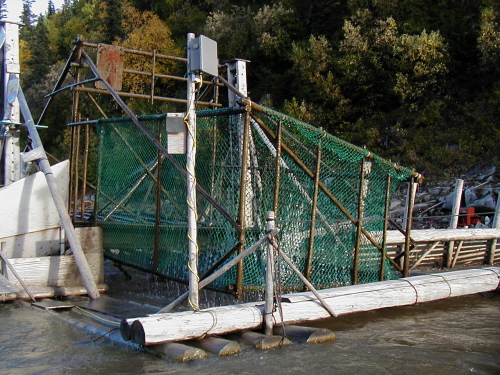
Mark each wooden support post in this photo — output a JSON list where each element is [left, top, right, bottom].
[[156, 230, 279, 313], [235, 107, 251, 299], [305, 138, 322, 286], [447, 179, 464, 268], [451, 240, 464, 268], [272, 122, 282, 215], [68, 126, 75, 215], [403, 179, 417, 277], [80, 124, 90, 220], [264, 211, 276, 336], [380, 173, 392, 280], [353, 158, 368, 284], [72, 126, 81, 220], [488, 192, 500, 265]]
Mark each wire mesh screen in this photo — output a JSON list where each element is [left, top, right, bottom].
[[95, 106, 414, 293]]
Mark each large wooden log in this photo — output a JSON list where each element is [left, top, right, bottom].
[[124, 267, 500, 345], [149, 342, 207, 362], [14, 284, 109, 300], [129, 304, 265, 345], [190, 336, 241, 356], [233, 331, 291, 349]]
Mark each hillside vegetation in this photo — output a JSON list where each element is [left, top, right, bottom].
[[13, 0, 500, 177]]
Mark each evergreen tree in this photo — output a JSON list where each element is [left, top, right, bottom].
[[101, 0, 125, 43], [20, 0, 36, 25], [20, 1, 36, 50], [24, 15, 51, 88], [48, 0, 56, 16], [0, 0, 7, 19]]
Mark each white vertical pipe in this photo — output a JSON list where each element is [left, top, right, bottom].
[[264, 211, 275, 336], [2, 22, 22, 185], [449, 179, 464, 229], [186, 33, 199, 310]]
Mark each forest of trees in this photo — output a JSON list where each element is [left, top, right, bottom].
[[7, 0, 500, 177]]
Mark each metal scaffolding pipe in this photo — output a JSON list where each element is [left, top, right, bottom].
[[186, 33, 199, 311], [17, 88, 100, 300]]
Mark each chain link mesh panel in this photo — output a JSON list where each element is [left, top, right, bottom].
[[95, 106, 414, 293]]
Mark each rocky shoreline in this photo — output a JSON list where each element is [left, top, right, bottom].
[[391, 165, 499, 229]]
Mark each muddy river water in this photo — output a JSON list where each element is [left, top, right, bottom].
[[1, 292, 499, 375]]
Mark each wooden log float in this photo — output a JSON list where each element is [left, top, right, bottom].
[[235, 331, 291, 349], [124, 267, 500, 345], [149, 342, 207, 362], [273, 325, 336, 343], [190, 336, 241, 356]]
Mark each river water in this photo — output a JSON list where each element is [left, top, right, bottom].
[[1, 291, 499, 375]]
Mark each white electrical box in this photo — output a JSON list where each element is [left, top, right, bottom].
[[189, 35, 218, 77]]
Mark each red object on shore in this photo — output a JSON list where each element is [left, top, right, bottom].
[[458, 207, 481, 227]]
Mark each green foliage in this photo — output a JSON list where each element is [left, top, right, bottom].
[[16, 0, 500, 176], [478, 7, 500, 70], [100, 0, 125, 43]]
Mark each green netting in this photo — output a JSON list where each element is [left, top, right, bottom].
[[95, 106, 414, 293]]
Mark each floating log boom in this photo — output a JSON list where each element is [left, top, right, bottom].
[[123, 267, 500, 345]]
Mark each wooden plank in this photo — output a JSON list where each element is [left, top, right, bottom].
[[4, 253, 103, 288], [385, 228, 500, 244], [14, 284, 108, 300], [409, 241, 441, 271], [0, 250, 36, 302]]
